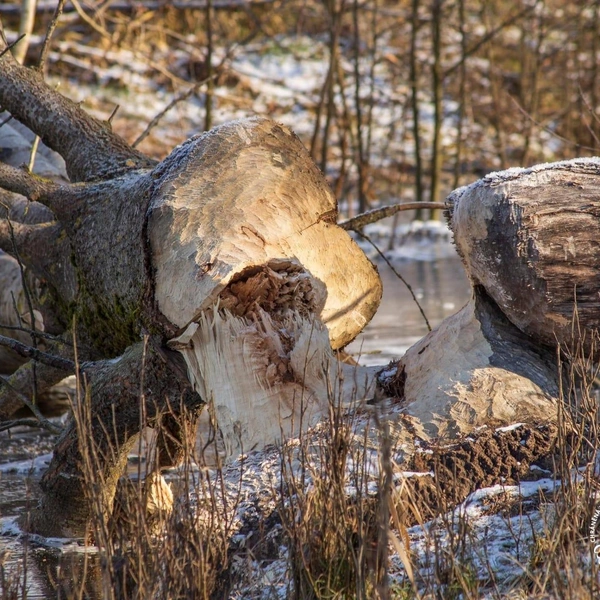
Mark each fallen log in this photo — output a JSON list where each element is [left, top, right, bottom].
[[0, 26, 382, 536], [0, 15, 596, 541]]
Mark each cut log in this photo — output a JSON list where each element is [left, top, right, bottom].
[[2, 24, 593, 543], [380, 286, 560, 443], [448, 159, 600, 353], [148, 118, 382, 350]]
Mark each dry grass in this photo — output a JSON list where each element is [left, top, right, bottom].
[[1, 337, 600, 599]]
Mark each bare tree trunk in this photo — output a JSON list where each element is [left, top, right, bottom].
[[204, 0, 214, 131], [452, 0, 466, 191], [409, 0, 424, 218], [12, 0, 37, 64], [352, 0, 370, 214], [481, 3, 508, 170], [429, 0, 443, 219]]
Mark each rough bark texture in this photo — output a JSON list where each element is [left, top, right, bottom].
[[0, 35, 155, 182], [448, 159, 600, 353], [26, 340, 202, 538]]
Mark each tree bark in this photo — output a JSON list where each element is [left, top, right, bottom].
[[448, 159, 600, 353]]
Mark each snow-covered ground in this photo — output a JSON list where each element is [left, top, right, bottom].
[[0, 430, 573, 599]]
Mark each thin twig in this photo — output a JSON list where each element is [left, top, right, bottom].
[[0, 33, 26, 59], [444, 3, 536, 78], [0, 417, 50, 433], [339, 202, 445, 231], [0, 334, 76, 371], [353, 229, 431, 332], [38, 0, 67, 73], [69, 0, 187, 86], [28, 135, 40, 172], [107, 104, 120, 125], [133, 74, 218, 148], [6, 216, 40, 402], [0, 322, 72, 345], [508, 94, 597, 152]]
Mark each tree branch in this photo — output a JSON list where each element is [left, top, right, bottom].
[[0, 356, 73, 419], [0, 417, 52, 433], [0, 162, 60, 202], [0, 375, 63, 434], [338, 201, 446, 230], [0, 217, 60, 251], [0, 18, 156, 183], [0, 334, 75, 371], [0, 322, 71, 345], [0, 191, 55, 224]]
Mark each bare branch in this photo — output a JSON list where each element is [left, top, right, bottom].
[[0, 358, 70, 421], [0, 215, 60, 252], [0, 215, 76, 309], [0, 22, 156, 182], [0, 334, 75, 371], [0, 32, 25, 59], [0, 161, 60, 202], [0, 191, 54, 224], [338, 202, 445, 231], [0, 375, 63, 434], [38, 0, 66, 73], [133, 74, 218, 148], [0, 322, 71, 345], [0, 417, 49, 432]]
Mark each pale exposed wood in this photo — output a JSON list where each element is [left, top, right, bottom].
[[390, 289, 560, 443], [171, 307, 378, 462], [149, 117, 382, 350]]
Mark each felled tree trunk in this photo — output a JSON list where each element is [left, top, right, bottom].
[[449, 160, 600, 353], [0, 28, 382, 536], [2, 11, 597, 540], [378, 160, 600, 449]]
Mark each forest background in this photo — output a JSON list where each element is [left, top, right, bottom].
[[3, 0, 597, 222]]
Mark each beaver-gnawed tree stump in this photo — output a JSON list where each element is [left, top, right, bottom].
[[1, 12, 597, 538]]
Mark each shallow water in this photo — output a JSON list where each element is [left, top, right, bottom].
[[0, 253, 471, 598], [347, 255, 471, 366]]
